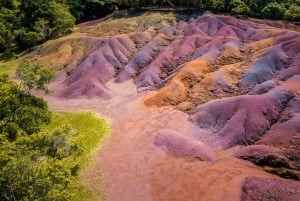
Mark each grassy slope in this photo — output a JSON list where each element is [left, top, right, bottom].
[[0, 52, 27, 75], [40, 112, 110, 200], [0, 58, 18, 75]]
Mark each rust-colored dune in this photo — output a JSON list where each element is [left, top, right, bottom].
[[33, 11, 300, 201]]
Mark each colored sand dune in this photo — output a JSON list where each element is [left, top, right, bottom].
[[32, 11, 300, 201]]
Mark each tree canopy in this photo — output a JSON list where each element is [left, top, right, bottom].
[[0, 0, 299, 53], [0, 61, 89, 200], [16, 61, 55, 93]]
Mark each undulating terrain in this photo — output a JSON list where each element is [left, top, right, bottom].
[[28, 11, 300, 201]]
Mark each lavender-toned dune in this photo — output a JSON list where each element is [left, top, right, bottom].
[[31, 11, 300, 201], [154, 129, 216, 161]]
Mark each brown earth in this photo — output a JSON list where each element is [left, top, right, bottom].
[[32, 11, 300, 201]]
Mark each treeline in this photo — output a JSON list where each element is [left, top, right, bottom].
[[0, 0, 74, 52], [0, 0, 300, 53], [0, 0, 120, 53], [134, 0, 300, 21]]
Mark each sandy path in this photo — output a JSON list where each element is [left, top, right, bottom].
[[97, 106, 275, 201], [42, 81, 277, 201]]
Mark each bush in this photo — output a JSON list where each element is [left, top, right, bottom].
[[0, 73, 51, 138], [4, 122, 18, 141], [211, 0, 226, 12], [15, 30, 44, 49], [16, 60, 55, 92], [48, 2, 75, 38], [230, 0, 250, 15], [0, 112, 109, 201], [262, 2, 286, 20], [284, 4, 300, 22]]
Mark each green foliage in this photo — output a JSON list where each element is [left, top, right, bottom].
[[16, 60, 54, 93], [211, 0, 226, 12], [1, 0, 300, 53], [0, 7, 18, 51], [46, 126, 82, 159], [262, 2, 286, 20], [283, 4, 300, 21], [0, 0, 75, 52], [15, 104, 51, 134], [0, 112, 109, 201], [230, 0, 250, 15], [0, 74, 51, 137], [3, 122, 19, 141], [67, 0, 119, 22], [43, 112, 109, 158], [16, 30, 45, 48], [0, 130, 74, 201], [49, 2, 75, 37]]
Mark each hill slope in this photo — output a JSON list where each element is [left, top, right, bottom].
[[29, 11, 300, 201]]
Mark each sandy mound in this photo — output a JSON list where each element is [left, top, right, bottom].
[[189, 89, 292, 148], [236, 97, 300, 180], [154, 129, 216, 161]]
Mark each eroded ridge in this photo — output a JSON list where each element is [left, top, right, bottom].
[[34, 11, 300, 201]]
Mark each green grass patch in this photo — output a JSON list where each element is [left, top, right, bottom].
[[0, 52, 24, 75], [40, 111, 110, 200], [0, 65, 13, 74], [40, 111, 110, 162]]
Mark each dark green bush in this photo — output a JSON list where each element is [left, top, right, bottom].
[[230, 0, 250, 15], [262, 2, 286, 20], [283, 4, 300, 22]]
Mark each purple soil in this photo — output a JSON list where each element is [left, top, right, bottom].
[[51, 12, 300, 98], [241, 33, 300, 88], [154, 129, 216, 161], [236, 97, 300, 180], [189, 89, 292, 148], [241, 45, 289, 88], [242, 177, 300, 201], [54, 35, 136, 98]]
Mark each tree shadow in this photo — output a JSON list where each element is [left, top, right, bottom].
[[110, 8, 205, 22], [0, 52, 16, 61]]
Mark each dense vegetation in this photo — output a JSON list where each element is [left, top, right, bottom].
[[0, 61, 54, 140], [0, 0, 299, 53], [0, 111, 108, 201], [0, 61, 108, 200]]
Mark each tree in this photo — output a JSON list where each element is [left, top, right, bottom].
[[0, 6, 18, 51], [0, 0, 76, 52], [16, 60, 55, 93], [0, 75, 20, 140], [262, 2, 286, 20], [283, 4, 300, 21], [46, 126, 82, 160], [211, 0, 226, 12], [0, 73, 51, 138], [47, 2, 75, 38], [0, 124, 83, 201], [230, 0, 250, 15]]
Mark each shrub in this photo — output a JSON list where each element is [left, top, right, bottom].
[[283, 4, 300, 22], [262, 2, 286, 20], [230, 0, 250, 15]]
